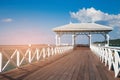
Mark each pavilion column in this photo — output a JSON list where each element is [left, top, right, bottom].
[[55, 34, 61, 46], [55, 34, 58, 46], [72, 34, 76, 47], [105, 34, 110, 46], [88, 34, 92, 48], [58, 35, 61, 46]]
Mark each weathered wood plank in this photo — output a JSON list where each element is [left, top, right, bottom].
[[40, 54, 72, 80], [49, 54, 74, 80], [59, 54, 76, 80], [71, 52, 82, 80], [84, 52, 90, 80]]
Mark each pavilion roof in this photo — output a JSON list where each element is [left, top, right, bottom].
[[53, 23, 113, 33]]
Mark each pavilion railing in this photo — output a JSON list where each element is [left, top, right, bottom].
[[90, 44, 120, 77], [0, 45, 73, 72]]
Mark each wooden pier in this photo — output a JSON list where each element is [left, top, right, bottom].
[[0, 47, 119, 80]]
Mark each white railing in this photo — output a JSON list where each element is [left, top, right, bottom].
[[90, 44, 120, 77], [0, 45, 73, 72]]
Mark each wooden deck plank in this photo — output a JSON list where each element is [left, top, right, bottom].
[[59, 54, 76, 80], [84, 52, 90, 80], [77, 51, 85, 80], [39, 55, 72, 80], [0, 47, 120, 80], [45, 59, 70, 80], [49, 54, 74, 80], [64, 53, 79, 80], [25, 54, 71, 80], [89, 51, 101, 80], [71, 52, 82, 80]]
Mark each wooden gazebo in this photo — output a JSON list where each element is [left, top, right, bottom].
[[53, 23, 113, 47]]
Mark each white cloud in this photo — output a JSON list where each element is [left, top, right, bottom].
[[70, 7, 120, 27], [2, 18, 13, 22]]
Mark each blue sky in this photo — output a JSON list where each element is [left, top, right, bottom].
[[0, 0, 120, 45]]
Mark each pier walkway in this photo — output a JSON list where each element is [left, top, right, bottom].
[[0, 47, 119, 80]]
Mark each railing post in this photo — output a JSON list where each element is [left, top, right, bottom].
[[47, 47, 50, 57], [51, 48, 54, 55], [43, 48, 46, 59], [55, 47, 57, 54], [28, 49, 31, 63], [0, 52, 2, 72], [36, 49, 39, 61], [16, 50, 20, 67], [113, 49, 120, 77], [108, 49, 113, 70]]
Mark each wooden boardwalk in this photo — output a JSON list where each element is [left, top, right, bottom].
[[0, 47, 119, 80]]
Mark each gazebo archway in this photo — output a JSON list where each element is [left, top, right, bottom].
[[53, 23, 113, 47]]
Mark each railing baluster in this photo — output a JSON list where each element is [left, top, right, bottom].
[[36, 48, 39, 61], [28, 49, 32, 63], [0, 52, 2, 72], [43, 48, 46, 59], [47, 47, 50, 57], [17, 50, 20, 67]]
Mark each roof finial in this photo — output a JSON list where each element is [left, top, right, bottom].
[[92, 19, 95, 23], [69, 20, 72, 24], [69, 21, 72, 24]]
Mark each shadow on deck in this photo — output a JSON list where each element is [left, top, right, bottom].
[[0, 47, 119, 80]]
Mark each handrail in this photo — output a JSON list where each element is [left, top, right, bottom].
[[90, 44, 120, 77], [0, 46, 73, 72]]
